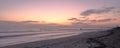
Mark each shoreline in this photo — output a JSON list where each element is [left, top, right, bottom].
[[1, 30, 109, 48]]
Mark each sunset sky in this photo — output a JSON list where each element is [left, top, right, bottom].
[[0, 0, 120, 26]]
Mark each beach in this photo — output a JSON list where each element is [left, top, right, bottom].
[[1, 27, 120, 48], [0, 0, 120, 48], [0, 30, 108, 48]]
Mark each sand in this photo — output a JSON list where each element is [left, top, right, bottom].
[[0, 30, 110, 48]]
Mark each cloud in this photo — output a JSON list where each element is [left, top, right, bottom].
[[68, 18, 90, 25], [85, 18, 116, 22], [68, 17, 117, 26], [0, 20, 62, 31], [97, 19, 114, 22], [80, 7, 115, 16], [68, 18, 80, 21], [22, 20, 40, 23]]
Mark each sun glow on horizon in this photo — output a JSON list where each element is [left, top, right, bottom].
[[0, 0, 120, 26]]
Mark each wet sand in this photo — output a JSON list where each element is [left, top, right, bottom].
[[1, 30, 109, 48]]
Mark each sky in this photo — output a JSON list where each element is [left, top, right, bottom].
[[0, 0, 120, 26]]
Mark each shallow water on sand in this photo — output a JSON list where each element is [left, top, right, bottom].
[[0, 29, 101, 47]]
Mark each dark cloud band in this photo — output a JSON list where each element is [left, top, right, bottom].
[[80, 7, 115, 16]]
